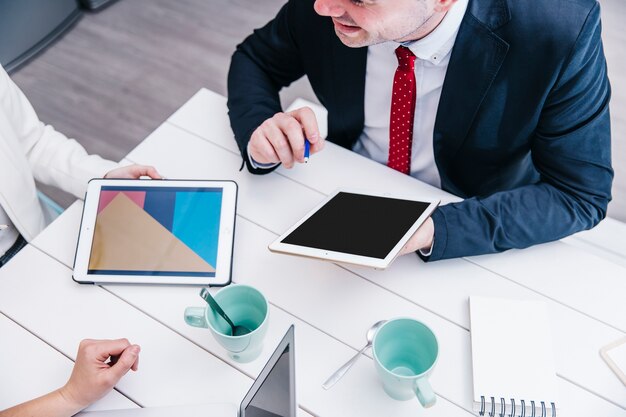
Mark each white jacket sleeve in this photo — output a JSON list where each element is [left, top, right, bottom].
[[0, 66, 117, 198]]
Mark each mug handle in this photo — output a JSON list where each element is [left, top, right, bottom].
[[184, 307, 208, 328], [414, 378, 436, 408]]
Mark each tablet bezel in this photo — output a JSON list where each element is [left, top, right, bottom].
[[73, 179, 237, 286], [600, 337, 626, 386], [268, 189, 439, 269]]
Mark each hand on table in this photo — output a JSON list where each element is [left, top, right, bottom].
[[104, 164, 162, 179], [60, 339, 140, 410], [248, 107, 325, 168], [1, 339, 141, 417], [399, 217, 435, 256]]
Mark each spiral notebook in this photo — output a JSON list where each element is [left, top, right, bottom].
[[469, 296, 559, 417]]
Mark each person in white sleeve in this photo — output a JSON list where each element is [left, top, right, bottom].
[[0, 64, 161, 266]]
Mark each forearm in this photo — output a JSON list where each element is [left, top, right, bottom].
[[1, 387, 84, 417], [25, 125, 117, 198]]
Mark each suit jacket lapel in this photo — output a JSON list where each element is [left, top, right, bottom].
[[434, 0, 510, 185]]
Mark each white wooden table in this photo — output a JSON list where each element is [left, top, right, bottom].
[[1, 89, 625, 417]]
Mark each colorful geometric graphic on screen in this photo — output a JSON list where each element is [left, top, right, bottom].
[[97, 190, 146, 213], [89, 187, 222, 276]]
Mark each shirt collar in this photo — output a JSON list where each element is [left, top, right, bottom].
[[399, 0, 469, 65]]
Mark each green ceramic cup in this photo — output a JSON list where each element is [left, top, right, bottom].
[[184, 284, 269, 363], [372, 318, 439, 407]]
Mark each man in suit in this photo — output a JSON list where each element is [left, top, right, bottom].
[[227, 0, 612, 261]]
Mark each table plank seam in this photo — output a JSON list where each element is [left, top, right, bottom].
[[556, 372, 626, 411], [29, 235, 79, 271], [164, 122, 241, 158], [568, 235, 626, 262], [464, 257, 626, 335], [0, 311, 143, 409], [165, 121, 330, 199], [333, 263, 468, 331], [97, 286, 255, 380]]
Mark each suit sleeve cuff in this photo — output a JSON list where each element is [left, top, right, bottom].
[[247, 142, 279, 170], [418, 239, 434, 257], [417, 209, 447, 262]]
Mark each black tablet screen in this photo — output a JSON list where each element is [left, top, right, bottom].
[[281, 192, 431, 259]]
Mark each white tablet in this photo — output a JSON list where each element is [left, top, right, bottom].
[[74, 179, 238, 286], [600, 337, 626, 386], [269, 189, 439, 269]]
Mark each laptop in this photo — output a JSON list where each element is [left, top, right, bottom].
[[79, 325, 296, 417]]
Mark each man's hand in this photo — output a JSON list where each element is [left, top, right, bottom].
[[60, 339, 140, 410], [104, 164, 162, 179], [399, 217, 435, 256], [248, 107, 325, 168]]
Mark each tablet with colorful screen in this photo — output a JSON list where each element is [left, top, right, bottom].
[[73, 179, 237, 286]]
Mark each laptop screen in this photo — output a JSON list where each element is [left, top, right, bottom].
[[241, 326, 295, 417]]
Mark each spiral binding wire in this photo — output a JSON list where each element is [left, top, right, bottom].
[[479, 396, 555, 417]]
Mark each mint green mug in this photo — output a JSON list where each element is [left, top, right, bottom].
[[372, 318, 439, 407], [184, 284, 269, 362]]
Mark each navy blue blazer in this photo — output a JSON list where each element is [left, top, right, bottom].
[[227, 0, 613, 261]]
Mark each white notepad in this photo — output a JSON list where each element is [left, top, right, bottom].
[[469, 296, 559, 417]]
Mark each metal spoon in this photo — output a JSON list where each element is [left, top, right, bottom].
[[322, 320, 387, 390], [199, 288, 251, 336]]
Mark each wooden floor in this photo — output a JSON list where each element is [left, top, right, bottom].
[[10, 0, 626, 222]]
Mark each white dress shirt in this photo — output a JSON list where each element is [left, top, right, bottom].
[[353, 0, 468, 188]]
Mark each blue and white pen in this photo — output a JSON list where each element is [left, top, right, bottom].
[[304, 138, 311, 163], [0, 224, 8, 231]]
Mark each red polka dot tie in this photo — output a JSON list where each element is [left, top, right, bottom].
[[387, 46, 417, 175]]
